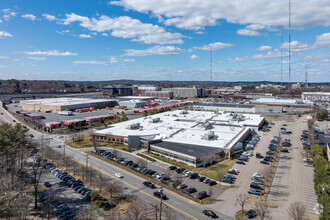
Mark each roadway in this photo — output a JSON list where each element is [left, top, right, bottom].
[[0, 104, 232, 220]]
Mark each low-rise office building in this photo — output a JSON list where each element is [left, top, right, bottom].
[[302, 92, 330, 102], [162, 87, 205, 98], [102, 85, 132, 96], [92, 110, 264, 167]]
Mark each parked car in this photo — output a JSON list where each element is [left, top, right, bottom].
[[177, 184, 188, 190], [247, 189, 263, 196], [227, 169, 239, 175], [209, 181, 217, 186], [266, 150, 275, 155], [236, 160, 246, 165], [185, 188, 197, 194], [197, 191, 207, 200], [280, 155, 291, 159], [198, 176, 206, 182], [44, 182, 52, 187], [169, 166, 177, 170], [250, 183, 264, 190], [202, 210, 217, 218], [245, 209, 258, 219], [256, 152, 264, 158], [221, 177, 234, 184], [260, 160, 270, 165]]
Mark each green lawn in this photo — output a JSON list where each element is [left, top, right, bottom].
[[64, 134, 135, 152]]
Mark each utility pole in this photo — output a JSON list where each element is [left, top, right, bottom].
[[288, 0, 292, 90], [85, 154, 89, 180], [159, 186, 164, 220], [305, 64, 308, 88], [210, 46, 213, 82], [63, 144, 67, 170]]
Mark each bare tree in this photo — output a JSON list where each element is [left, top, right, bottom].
[[287, 202, 307, 220], [163, 206, 177, 220], [254, 200, 271, 220], [31, 159, 44, 209], [137, 158, 147, 168], [210, 154, 218, 165], [236, 193, 247, 214], [125, 198, 147, 220], [200, 155, 208, 168], [106, 180, 122, 198], [216, 168, 225, 182], [92, 138, 100, 151], [207, 186, 213, 198], [96, 174, 105, 192]]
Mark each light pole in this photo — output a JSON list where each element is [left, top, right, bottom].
[[159, 186, 164, 220]]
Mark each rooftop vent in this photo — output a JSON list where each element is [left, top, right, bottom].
[[127, 122, 140, 129], [203, 122, 213, 129], [202, 131, 215, 140], [150, 117, 160, 123]]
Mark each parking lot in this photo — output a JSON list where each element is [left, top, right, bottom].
[[266, 117, 319, 220]]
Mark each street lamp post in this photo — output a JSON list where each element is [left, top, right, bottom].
[[159, 186, 164, 220]]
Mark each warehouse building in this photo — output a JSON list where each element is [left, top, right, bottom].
[[92, 110, 264, 167], [251, 98, 314, 109], [162, 87, 205, 98], [302, 92, 330, 102], [117, 100, 147, 108], [144, 91, 173, 99], [102, 85, 132, 96], [194, 103, 283, 113], [20, 98, 116, 113]]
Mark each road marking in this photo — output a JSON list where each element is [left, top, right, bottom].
[[76, 159, 199, 220]]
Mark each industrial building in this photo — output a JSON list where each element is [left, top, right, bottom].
[[194, 103, 283, 113], [92, 110, 264, 167], [144, 91, 173, 99], [251, 98, 314, 109], [20, 98, 116, 113], [162, 87, 205, 98], [102, 85, 132, 96], [302, 92, 330, 102], [117, 100, 147, 108], [132, 85, 160, 96]]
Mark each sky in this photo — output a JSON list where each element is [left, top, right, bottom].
[[0, 0, 330, 82]]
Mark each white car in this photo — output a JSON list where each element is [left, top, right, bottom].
[[115, 173, 123, 178], [242, 151, 253, 157], [252, 173, 264, 178]]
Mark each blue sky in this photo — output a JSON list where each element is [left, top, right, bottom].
[[0, 0, 330, 82]]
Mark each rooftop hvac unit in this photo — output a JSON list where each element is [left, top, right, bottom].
[[180, 110, 188, 114], [203, 122, 212, 129], [150, 117, 160, 123], [127, 122, 140, 129], [202, 131, 214, 140]]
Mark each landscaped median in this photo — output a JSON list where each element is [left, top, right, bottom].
[[85, 151, 216, 205], [144, 152, 237, 181]]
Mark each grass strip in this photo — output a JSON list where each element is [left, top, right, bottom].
[[86, 151, 215, 205], [136, 153, 156, 162]]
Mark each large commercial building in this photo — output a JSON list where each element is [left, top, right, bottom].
[[21, 98, 116, 113], [102, 86, 132, 96], [92, 110, 264, 167], [302, 92, 330, 102], [144, 91, 173, 99], [162, 87, 205, 98], [194, 103, 283, 113], [251, 98, 314, 109]]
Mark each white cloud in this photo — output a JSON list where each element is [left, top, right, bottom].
[[110, 56, 135, 63], [0, 20, 2, 23], [28, 57, 46, 60], [124, 45, 184, 56], [0, 31, 13, 39], [79, 34, 92, 38], [245, 24, 265, 30], [24, 50, 78, 56], [227, 57, 250, 62], [42, 14, 56, 21], [73, 60, 107, 65], [102, 33, 108, 36], [315, 33, 330, 47], [193, 42, 233, 51], [0, 65, 7, 68], [237, 29, 260, 36], [187, 54, 198, 59], [281, 41, 312, 52], [2, 9, 16, 21], [0, 56, 9, 59], [62, 13, 184, 44], [22, 14, 37, 21], [109, 0, 330, 30], [256, 46, 272, 51]]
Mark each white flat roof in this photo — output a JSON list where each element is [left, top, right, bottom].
[[94, 110, 264, 149], [20, 98, 115, 106]]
